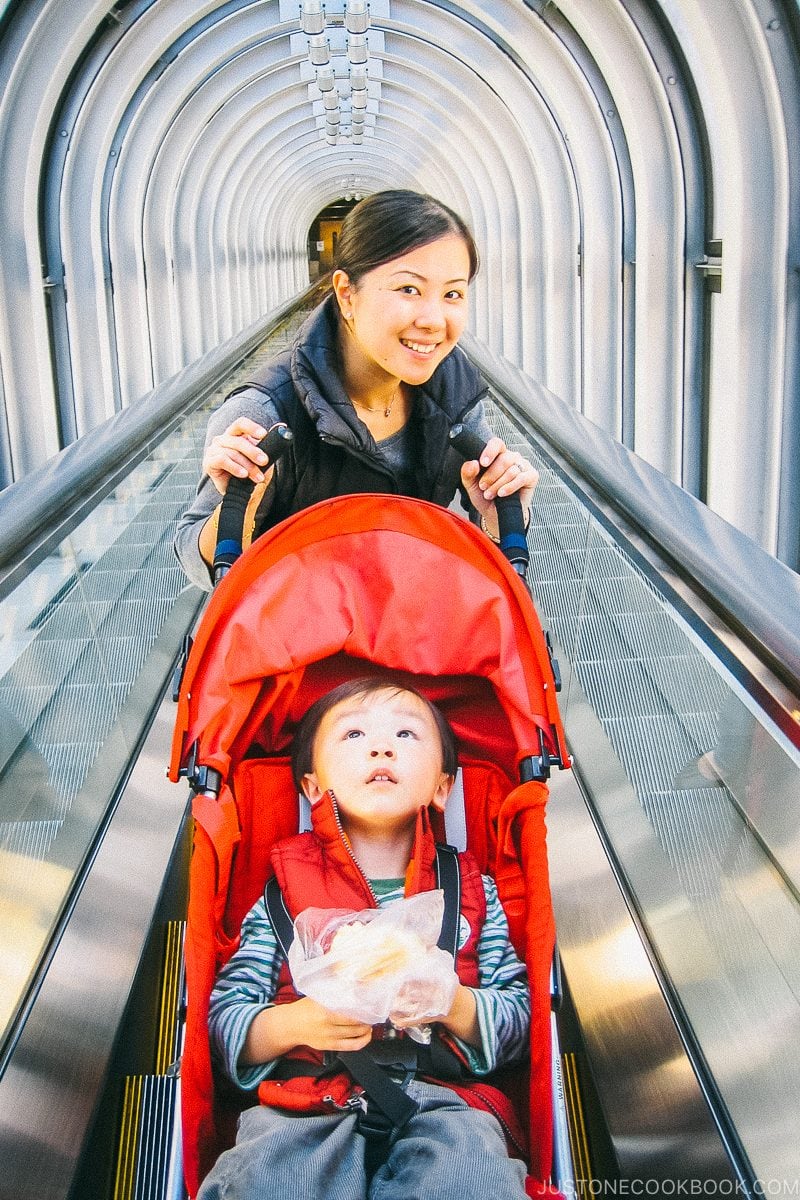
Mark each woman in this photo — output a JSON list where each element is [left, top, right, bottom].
[[174, 190, 537, 590]]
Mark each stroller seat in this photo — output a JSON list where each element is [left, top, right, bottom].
[[169, 494, 568, 1196]]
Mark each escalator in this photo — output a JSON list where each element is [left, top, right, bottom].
[[0, 287, 323, 1200], [473, 339, 800, 1190], [0, 289, 798, 1199]]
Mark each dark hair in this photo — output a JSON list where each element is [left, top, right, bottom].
[[332, 190, 480, 286], [291, 675, 459, 789]]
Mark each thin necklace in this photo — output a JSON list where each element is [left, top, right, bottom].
[[353, 386, 401, 419]]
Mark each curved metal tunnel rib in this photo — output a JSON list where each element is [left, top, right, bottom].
[[1, 1, 798, 560]]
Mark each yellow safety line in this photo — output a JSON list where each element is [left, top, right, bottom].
[[113, 1074, 143, 1200], [156, 922, 182, 1073], [563, 1051, 593, 1196]]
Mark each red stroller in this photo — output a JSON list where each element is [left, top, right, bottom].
[[169, 479, 569, 1196]]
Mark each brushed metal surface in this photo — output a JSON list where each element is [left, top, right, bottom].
[[547, 760, 740, 1184], [485, 392, 800, 1186], [0, 697, 188, 1200], [565, 684, 800, 1186]]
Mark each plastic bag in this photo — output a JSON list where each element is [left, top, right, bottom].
[[287, 890, 460, 1044]]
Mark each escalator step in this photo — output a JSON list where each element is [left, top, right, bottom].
[[156, 921, 186, 1075], [113, 1075, 183, 1200], [562, 1051, 593, 1194]]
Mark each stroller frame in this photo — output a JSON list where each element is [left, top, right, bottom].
[[169, 493, 570, 1197]]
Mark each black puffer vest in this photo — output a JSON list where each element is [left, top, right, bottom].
[[228, 295, 490, 529]]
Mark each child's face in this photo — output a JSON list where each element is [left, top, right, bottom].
[[300, 689, 453, 837]]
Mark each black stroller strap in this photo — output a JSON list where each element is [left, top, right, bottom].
[[264, 846, 462, 964], [336, 1049, 418, 1127], [336, 1049, 419, 1184], [433, 843, 461, 959], [264, 875, 294, 958]]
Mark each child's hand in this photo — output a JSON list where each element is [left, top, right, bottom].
[[240, 996, 373, 1066], [293, 997, 374, 1053], [400, 984, 480, 1049]]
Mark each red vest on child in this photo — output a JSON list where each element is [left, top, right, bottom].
[[256, 791, 527, 1161], [270, 789, 486, 990]]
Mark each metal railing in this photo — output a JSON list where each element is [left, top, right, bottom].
[[469, 334, 800, 1188], [463, 331, 800, 703], [0, 285, 321, 1067]]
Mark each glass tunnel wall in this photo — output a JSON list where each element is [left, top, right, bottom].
[[0, 0, 798, 569]]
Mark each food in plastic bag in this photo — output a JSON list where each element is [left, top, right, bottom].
[[287, 890, 460, 1043]]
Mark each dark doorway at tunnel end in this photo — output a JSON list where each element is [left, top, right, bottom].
[[308, 196, 360, 278]]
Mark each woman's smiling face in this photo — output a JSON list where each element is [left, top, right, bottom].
[[333, 233, 471, 388]]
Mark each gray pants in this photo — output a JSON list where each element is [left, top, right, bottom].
[[197, 1080, 529, 1199]]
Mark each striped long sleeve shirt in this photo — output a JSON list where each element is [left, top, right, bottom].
[[208, 875, 530, 1092]]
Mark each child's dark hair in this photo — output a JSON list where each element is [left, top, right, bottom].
[[291, 675, 459, 789], [332, 190, 480, 287]]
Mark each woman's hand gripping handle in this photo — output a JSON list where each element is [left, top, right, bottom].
[[449, 424, 531, 578], [213, 423, 294, 583]]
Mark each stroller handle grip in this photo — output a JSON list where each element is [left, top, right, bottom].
[[449, 424, 530, 578], [213, 423, 294, 583]]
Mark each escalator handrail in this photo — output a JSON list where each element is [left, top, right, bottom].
[[463, 331, 800, 704], [0, 283, 323, 594]]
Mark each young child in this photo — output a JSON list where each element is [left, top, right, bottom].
[[198, 676, 531, 1199]]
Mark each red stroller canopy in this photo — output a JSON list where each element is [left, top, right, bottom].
[[170, 494, 567, 784]]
